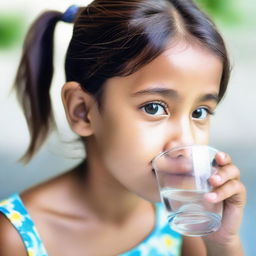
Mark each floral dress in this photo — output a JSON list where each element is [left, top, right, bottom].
[[0, 194, 182, 256]]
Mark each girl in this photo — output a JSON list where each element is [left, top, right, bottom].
[[0, 0, 246, 255]]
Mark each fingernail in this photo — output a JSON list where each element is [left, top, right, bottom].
[[206, 192, 217, 201], [220, 152, 226, 160], [213, 175, 222, 183]]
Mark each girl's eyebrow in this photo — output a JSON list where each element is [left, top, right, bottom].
[[197, 93, 219, 103], [131, 87, 219, 103], [131, 88, 179, 99]]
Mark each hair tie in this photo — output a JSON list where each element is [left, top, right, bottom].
[[61, 5, 79, 23]]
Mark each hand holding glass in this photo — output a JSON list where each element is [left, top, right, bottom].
[[152, 145, 223, 236]]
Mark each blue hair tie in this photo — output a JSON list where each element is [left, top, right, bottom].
[[61, 5, 79, 23]]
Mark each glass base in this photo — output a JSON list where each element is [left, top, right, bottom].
[[169, 211, 221, 237]]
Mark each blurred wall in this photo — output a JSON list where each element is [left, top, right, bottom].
[[0, 1, 255, 255], [0, 0, 90, 195]]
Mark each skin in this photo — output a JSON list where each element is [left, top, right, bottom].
[[0, 41, 246, 256]]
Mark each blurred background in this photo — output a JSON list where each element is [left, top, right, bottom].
[[0, 0, 255, 255]]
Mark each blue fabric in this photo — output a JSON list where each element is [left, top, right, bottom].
[[0, 194, 182, 256], [0, 193, 48, 256]]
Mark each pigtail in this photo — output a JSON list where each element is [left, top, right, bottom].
[[14, 10, 62, 163]]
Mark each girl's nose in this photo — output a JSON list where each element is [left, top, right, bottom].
[[163, 118, 195, 151]]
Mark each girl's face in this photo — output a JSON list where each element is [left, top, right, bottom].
[[88, 41, 223, 202]]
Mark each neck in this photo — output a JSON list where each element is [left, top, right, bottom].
[[73, 147, 151, 223]]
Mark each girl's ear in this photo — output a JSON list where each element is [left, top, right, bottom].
[[61, 82, 95, 137]]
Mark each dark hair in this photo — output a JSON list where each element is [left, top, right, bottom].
[[14, 0, 230, 163]]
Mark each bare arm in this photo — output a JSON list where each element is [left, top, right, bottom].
[[203, 236, 244, 256], [182, 235, 244, 256], [0, 214, 27, 256], [182, 236, 207, 256]]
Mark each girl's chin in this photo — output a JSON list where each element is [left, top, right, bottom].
[[139, 189, 161, 203]]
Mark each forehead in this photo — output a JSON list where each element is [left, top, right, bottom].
[[130, 41, 222, 91], [103, 41, 223, 100]]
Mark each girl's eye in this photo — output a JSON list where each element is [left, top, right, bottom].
[[192, 107, 213, 120], [141, 102, 168, 116]]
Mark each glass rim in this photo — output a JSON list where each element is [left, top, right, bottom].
[[152, 144, 219, 170]]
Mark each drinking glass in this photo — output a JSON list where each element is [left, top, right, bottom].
[[152, 145, 223, 236]]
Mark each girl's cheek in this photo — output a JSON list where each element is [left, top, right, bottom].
[[137, 123, 168, 153], [195, 127, 210, 145]]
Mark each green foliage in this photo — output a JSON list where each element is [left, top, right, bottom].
[[195, 0, 241, 24], [0, 13, 25, 49]]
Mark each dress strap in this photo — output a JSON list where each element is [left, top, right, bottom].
[[0, 193, 48, 256], [119, 203, 182, 256]]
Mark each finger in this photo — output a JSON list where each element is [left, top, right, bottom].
[[214, 152, 232, 166], [205, 179, 246, 205], [209, 164, 240, 187]]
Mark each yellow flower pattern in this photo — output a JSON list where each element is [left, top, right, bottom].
[[9, 211, 24, 227], [0, 200, 8, 206], [164, 235, 174, 248], [28, 249, 36, 256]]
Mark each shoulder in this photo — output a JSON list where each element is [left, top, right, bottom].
[[20, 169, 78, 212], [0, 213, 27, 256]]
